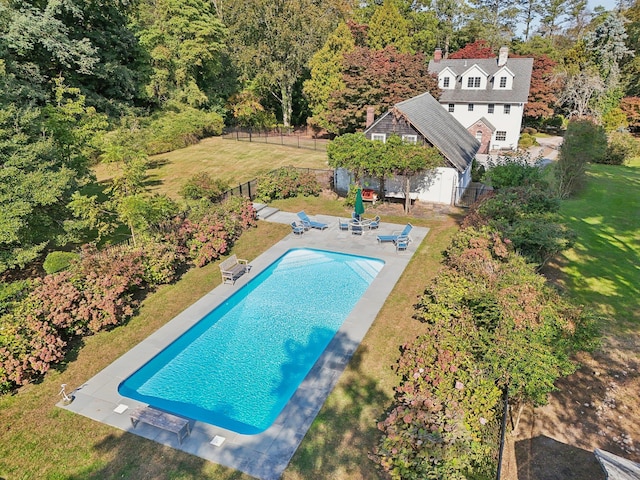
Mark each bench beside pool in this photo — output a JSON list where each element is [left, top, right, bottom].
[[130, 406, 191, 444], [219, 254, 250, 284]]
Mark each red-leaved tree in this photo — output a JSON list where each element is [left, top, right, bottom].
[[448, 39, 495, 59], [326, 46, 439, 134], [524, 55, 560, 121]]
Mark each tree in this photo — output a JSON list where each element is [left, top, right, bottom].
[[303, 22, 356, 132], [620, 96, 640, 129], [448, 39, 495, 59], [224, 0, 345, 127], [524, 55, 559, 121], [555, 119, 607, 198], [134, 0, 226, 107], [585, 12, 632, 88], [556, 69, 605, 118], [367, 0, 413, 53], [465, 0, 520, 47], [518, 0, 543, 40], [326, 46, 439, 134], [385, 134, 443, 213], [327, 133, 378, 183], [0, 76, 104, 273]]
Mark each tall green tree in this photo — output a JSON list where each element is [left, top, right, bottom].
[[224, 0, 346, 127], [0, 78, 103, 272], [465, 0, 520, 47], [134, 0, 226, 107], [367, 0, 413, 52], [303, 22, 356, 132]]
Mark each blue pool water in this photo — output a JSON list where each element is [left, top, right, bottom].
[[118, 248, 384, 434]]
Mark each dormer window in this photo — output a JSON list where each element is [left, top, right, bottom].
[[499, 76, 507, 88], [467, 77, 481, 88], [443, 77, 450, 88]]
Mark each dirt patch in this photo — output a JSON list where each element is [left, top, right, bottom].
[[502, 330, 640, 479]]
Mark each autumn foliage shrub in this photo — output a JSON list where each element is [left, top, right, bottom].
[[373, 227, 598, 479], [0, 196, 256, 394]]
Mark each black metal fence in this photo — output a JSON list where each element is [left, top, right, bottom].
[[455, 183, 493, 207], [222, 127, 329, 152]]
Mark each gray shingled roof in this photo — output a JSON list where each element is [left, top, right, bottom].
[[389, 91, 480, 172], [428, 57, 534, 104]]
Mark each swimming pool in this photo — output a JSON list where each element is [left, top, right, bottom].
[[118, 248, 384, 434]]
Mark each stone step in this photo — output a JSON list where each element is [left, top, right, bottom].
[[256, 206, 280, 220]]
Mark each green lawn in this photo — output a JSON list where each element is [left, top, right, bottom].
[[555, 158, 640, 332], [94, 136, 330, 199]]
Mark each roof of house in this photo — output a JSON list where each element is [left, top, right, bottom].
[[366, 91, 480, 172], [428, 57, 534, 104]]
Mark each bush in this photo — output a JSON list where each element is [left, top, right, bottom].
[[43, 251, 80, 274], [518, 132, 537, 149], [482, 155, 546, 189], [180, 172, 229, 202], [605, 131, 640, 165], [144, 105, 224, 155], [556, 119, 607, 198], [471, 159, 486, 182], [255, 167, 322, 203]]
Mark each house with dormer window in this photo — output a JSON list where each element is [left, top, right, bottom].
[[428, 47, 533, 153]]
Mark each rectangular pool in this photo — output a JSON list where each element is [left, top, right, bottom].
[[118, 248, 384, 434]]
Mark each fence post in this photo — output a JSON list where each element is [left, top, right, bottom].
[[496, 388, 509, 480], [249, 128, 252, 142]]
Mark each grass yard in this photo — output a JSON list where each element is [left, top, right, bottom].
[[555, 158, 640, 331], [93, 136, 330, 199]]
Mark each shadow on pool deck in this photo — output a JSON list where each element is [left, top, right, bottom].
[[58, 212, 429, 480]]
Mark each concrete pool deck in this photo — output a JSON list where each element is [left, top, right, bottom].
[[58, 211, 429, 480]]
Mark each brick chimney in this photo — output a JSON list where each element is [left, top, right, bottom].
[[434, 48, 442, 62], [498, 46, 508, 66], [366, 106, 375, 128]]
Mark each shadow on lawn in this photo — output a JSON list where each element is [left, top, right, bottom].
[[284, 342, 391, 479]]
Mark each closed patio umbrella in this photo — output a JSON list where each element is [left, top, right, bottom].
[[354, 187, 365, 221]]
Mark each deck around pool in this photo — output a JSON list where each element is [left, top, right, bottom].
[[58, 212, 429, 480]]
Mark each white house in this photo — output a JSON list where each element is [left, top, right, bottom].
[[428, 47, 534, 153]]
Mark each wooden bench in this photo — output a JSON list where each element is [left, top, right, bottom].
[[219, 254, 249, 284], [130, 406, 191, 444]]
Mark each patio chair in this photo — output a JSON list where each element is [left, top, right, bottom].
[[350, 221, 364, 235], [291, 222, 305, 235], [395, 235, 410, 252], [376, 223, 413, 243], [367, 215, 380, 230], [338, 218, 350, 231], [297, 211, 328, 230]]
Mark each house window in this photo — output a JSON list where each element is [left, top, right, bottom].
[[443, 77, 450, 88], [488, 104, 495, 114], [476, 131, 483, 141], [468, 104, 474, 111], [448, 104, 455, 112], [467, 76, 481, 88], [499, 76, 507, 88], [371, 133, 386, 143], [504, 104, 511, 114], [402, 134, 418, 144], [496, 131, 507, 141]]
